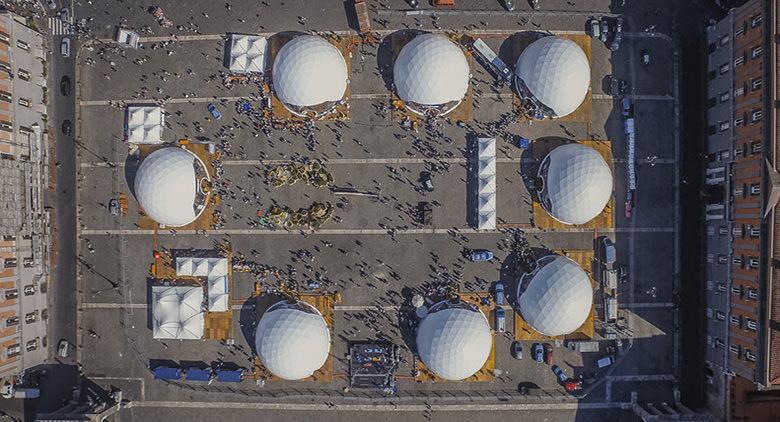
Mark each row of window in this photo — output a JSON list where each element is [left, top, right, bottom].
[[707, 308, 757, 331], [734, 182, 761, 198], [710, 14, 762, 53], [717, 224, 761, 238], [710, 108, 762, 134], [708, 336, 757, 362], [733, 46, 762, 67]]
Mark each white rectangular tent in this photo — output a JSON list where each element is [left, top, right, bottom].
[[126, 106, 164, 145], [207, 276, 229, 312], [152, 285, 204, 340], [176, 257, 228, 277], [227, 34, 267, 74], [476, 137, 496, 230]]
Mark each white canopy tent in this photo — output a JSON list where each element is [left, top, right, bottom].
[[227, 33, 267, 73], [126, 106, 164, 144], [175, 257, 228, 277], [152, 285, 204, 340], [476, 137, 496, 230], [207, 276, 229, 312]]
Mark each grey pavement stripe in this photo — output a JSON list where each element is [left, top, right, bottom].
[[127, 400, 620, 411], [79, 157, 675, 168], [79, 96, 246, 106], [592, 94, 674, 101], [334, 305, 400, 311], [79, 227, 674, 236], [607, 374, 675, 382], [621, 302, 675, 309], [82, 303, 147, 309]]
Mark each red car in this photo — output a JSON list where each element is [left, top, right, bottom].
[[624, 190, 635, 219], [543, 343, 553, 365]]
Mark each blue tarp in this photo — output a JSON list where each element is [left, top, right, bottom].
[[154, 366, 182, 380], [216, 369, 243, 383], [185, 368, 212, 381]]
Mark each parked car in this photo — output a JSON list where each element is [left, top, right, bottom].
[[503, 0, 515, 11], [599, 236, 616, 269], [60, 7, 70, 23], [552, 365, 568, 383], [61, 120, 72, 135], [588, 18, 600, 39], [511, 341, 523, 360], [624, 190, 635, 219], [419, 171, 434, 192], [609, 31, 623, 51], [468, 249, 494, 262], [207, 103, 222, 120], [60, 37, 70, 58], [417, 201, 432, 225], [530, 0, 540, 9], [532, 343, 544, 362], [494, 282, 505, 306], [600, 18, 610, 43], [641, 49, 651, 67], [57, 339, 70, 358], [46, 0, 58, 10], [108, 199, 120, 216], [23, 285, 36, 295], [60, 75, 71, 97], [597, 355, 614, 368], [495, 308, 506, 332], [543, 343, 553, 364]]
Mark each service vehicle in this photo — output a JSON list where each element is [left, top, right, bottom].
[[60, 37, 70, 57], [532, 343, 544, 362], [468, 249, 494, 262], [471, 38, 513, 83], [207, 103, 222, 120], [511, 341, 523, 359], [495, 308, 506, 333], [420, 171, 434, 192], [600, 18, 610, 43], [588, 18, 600, 38], [57, 339, 70, 358], [494, 282, 505, 305]]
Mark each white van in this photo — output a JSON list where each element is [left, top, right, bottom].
[[60, 37, 70, 58]]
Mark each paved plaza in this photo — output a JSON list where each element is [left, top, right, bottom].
[[61, 0, 683, 420]]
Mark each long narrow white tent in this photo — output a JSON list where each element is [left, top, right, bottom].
[[126, 106, 164, 144], [152, 285, 204, 340]]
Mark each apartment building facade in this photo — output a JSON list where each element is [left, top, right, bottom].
[[0, 11, 50, 388]]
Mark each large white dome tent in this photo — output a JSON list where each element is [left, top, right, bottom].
[[536, 143, 613, 225], [515, 36, 590, 118], [393, 33, 470, 116], [134, 147, 211, 227], [272, 34, 348, 116], [517, 254, 593, 337], [255, 300, 331, 380], [415, 300, 492, 381]]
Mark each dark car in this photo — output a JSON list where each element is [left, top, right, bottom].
[[419, 171, 434, 192], [108, 199, 119, 216], [532, 343, 544, 362], [60, 75, 71, 97], [543, 343, 553, 365], [511, 341, 523, 360], [61, 120, 72, 135], [417, 201, 432, 225], [207, 103, 222, 120]]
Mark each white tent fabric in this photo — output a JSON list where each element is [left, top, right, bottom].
[[272, 35, 348, 107], [228, 34, 266, 73], [152, 285, 204, 340], [134, 147, 200, 227], [207, 276, 229, 312], [126, 106, 164, 144], [515, 36, 590, 117], [518, 255, 593, 337], [476, 137, 496, 230], [537, 143, 613, 225], [255, 301, 331, 380], [416, 303, 492, 380], [175, 257, 228, 277], [393, 33, 470, 106]]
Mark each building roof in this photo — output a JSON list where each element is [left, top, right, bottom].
[[393, 33, 470, 106], [515, 36, 590, 117], [152, 285, 204, 340], [134, 147, 204, 227], [537, 143, 613, 225], [255, 301, 331, 380], [415, 301, 492, 380], [518, 255, 593, 337], [272, 35, 348, 107]]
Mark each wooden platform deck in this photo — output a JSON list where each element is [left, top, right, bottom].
[[531, 139, 614, 230], [268, 34, 352, 122], [513, 33, 592, 123], [514, 249, 596, 341]]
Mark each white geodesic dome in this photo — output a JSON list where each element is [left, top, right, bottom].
[[134, 147, 206, 227], [255, 301, 331, 380], [515, 36, 590, 117], [537, 143, 612, 225], [393, 33, 470, 106], [518, 255, 593, 337], [272, 35, 348, 107], [416, 302, 492, 380]]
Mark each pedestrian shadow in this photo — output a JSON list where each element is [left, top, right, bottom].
[[464, 132, 480, 228], [397, 287, 420, 355], [238, 296, 260, 355], [124, 154, 140, 198]]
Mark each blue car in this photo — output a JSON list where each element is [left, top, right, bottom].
[[532, 343, 544, 362], [468, 249, 494, 262], [552, 365, 568, 383], [207, 103, 222, 120]]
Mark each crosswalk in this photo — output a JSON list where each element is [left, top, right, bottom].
[[48, 17, 73, 36]]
